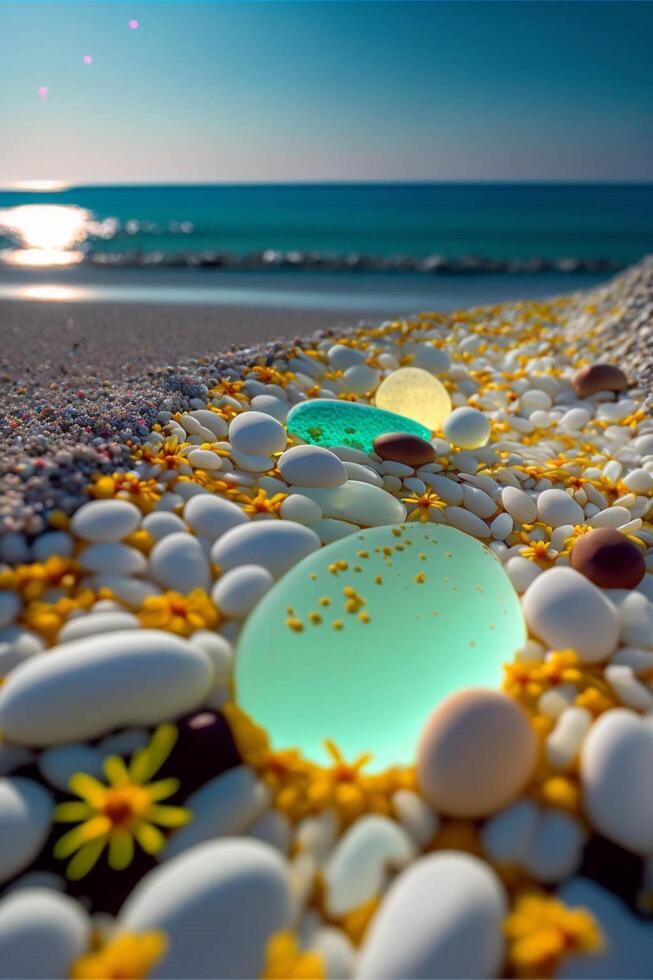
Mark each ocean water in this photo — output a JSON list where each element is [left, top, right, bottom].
[[0, 183, 650, 308]]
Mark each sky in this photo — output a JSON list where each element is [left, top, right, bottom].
[[0, 1, 652, 185]]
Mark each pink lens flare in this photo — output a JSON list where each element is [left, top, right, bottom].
[[128, 19, 139, 29], [37, 86, 48, 100], [83, 55, 93, 65]]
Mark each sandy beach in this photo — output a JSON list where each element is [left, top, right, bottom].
[[0, 297, 358, 381]]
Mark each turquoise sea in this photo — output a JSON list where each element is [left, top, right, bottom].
[[0, 183, 651, 309]]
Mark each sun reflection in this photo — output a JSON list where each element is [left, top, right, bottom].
[[0, 204, 90, 267], [17, 285, 91, 302]]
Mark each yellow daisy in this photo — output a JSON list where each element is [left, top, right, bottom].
[[53, 724, 191, 880]]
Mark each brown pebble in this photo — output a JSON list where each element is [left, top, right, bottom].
[[417, 688, 537, 818], [571, 527, 645, 589], [373, 431, 436, 466], [573, 363, 628, 398]]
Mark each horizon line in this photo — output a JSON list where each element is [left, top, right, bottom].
[[2, 178, 653, 193]]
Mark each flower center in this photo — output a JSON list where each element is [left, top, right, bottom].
[[102, 786, 148, 827]]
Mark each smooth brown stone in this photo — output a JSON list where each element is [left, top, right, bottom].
[[373, 431, 436, 466], [571, 527, 645, 589], [417, 688, 537, 818], [573, 364, 628, 398]]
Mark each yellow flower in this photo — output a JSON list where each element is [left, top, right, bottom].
[[401, 486, 447, 522], [15, 556, 80, 602], [210, 377, 248, 401], [519, 540, 558, 566], [238, 488, 288, 516], [261, 931, 325, 980], [90, 472, 161, 512], [249, 365, 294, 387], [139, 437, 188, 471], [53, 724, 191, 880], [504, 891, 603, 978], [223, 704, 414, 826], [138, 589, 219, 636], [70, 930, 167, 980]]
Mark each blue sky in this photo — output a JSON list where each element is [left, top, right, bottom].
[[1, 1, 652, 184]]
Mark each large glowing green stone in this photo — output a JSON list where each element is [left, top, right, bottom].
[[286, 399, 431, 454], [235, 523, 526, 771]]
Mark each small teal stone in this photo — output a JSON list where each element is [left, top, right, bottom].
[[286, 399, 431, 454]]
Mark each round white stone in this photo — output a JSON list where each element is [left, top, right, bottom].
[[70, 499, 141, 542], [184, 495, 249, 542], [38, 743, 104, 793], [212, 565, 274, 619], [581, 709, 653, 855], [0, 626, 43, 677], [522, 567, 620, 662], [295, 481, 406, 527], [0, 888, 90, 980], [505, 556, 542, 593], [211, 520, 321, 579], [279, 494, 322, 525], [536, 489, 584, 528], [78, 542, 146, 576], [187, 448, 223, 471], [356, 851, 506, 979], [409, 345, 451, 375], [443, 407, 490, 450], [148, 532, 211, 593], [187, 410, 228, 438], [343, 364, 380, 395], [31, 532, 74, 562], [324, 815, 416, 917], [142, 512, 187, 540], [328, 344, 366, 371], [278, 445, 347, 488], [0, 592, 20, 630], [57, 610, 140, 644], [622, 468, 653, 494], [163, 767, 270, 860], [119, 838, 291, 979], [0, 630, 213, 746], [0, 778, 53, 885], [250, 394, 289, 422], [228, 411, 287, 456]]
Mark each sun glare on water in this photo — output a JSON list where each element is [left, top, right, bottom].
[[0, 204, 90, 267]]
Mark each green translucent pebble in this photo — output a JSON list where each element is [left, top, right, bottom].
[[236, 523, 526, 771], [286, 398, 431, 454]]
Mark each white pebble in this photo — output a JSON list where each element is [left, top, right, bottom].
[[78, 542, 146, 576], [0, 888, 90, 980], [501, 486, 537, 524], [536, 488, 584, 528], [356, 852, 506, 980], [278, 445, 347, 488], [581, 709, 653, 855], [120, 839, 291, 979], [70, 499, 141, 543], [212, 565, 274, 619], [324, 816, 416, 917], [211, 520, 320, 579], [523, 567, 620, 662], [0, 630, 213, 746], [148, 532, 211, 593], [445, 507, 490, 538], [0, 778, 53, 885], [279, 495, 322, 525], [229, 411, 287, 456], [443, 407, 490, 450], [164, 767, 270, 859]]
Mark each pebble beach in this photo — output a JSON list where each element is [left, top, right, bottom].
[[1, 257, 653, 979]]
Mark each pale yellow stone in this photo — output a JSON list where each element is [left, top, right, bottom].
[[375, 367, 451, 431]]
